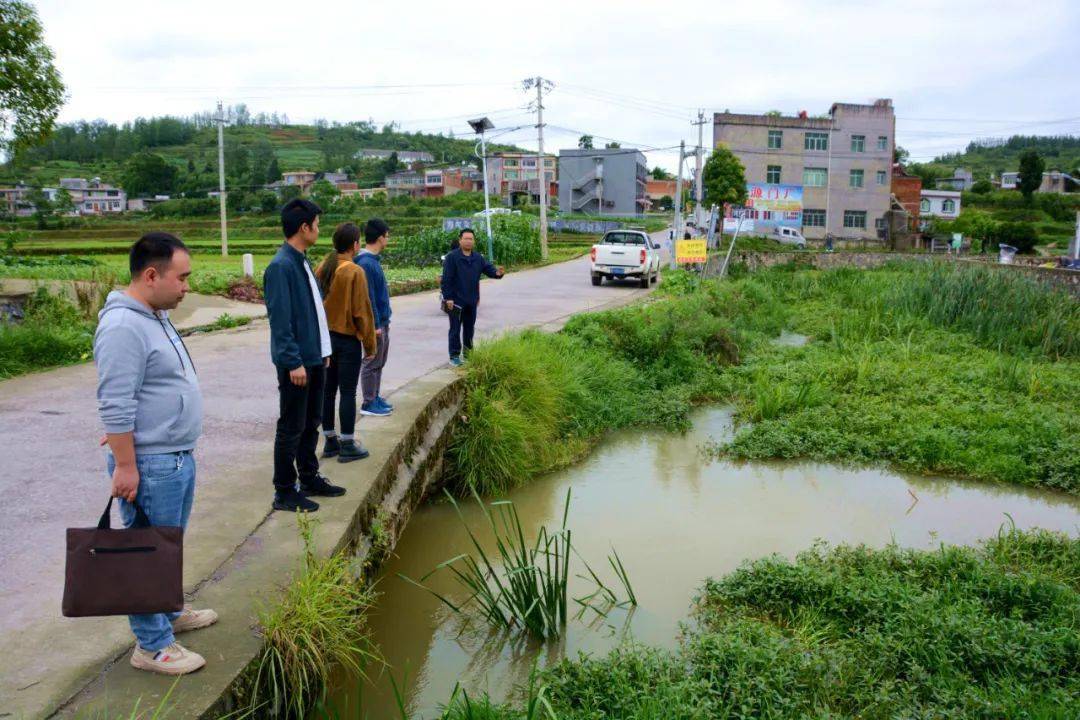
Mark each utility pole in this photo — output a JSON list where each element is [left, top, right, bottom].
[[215, 101, 228, 256], [693, 109, 706, 226], [524, 76, 552, 260], [672, 140, 685, 270]]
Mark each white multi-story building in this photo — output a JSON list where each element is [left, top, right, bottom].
[[918, 189, 961, 230]]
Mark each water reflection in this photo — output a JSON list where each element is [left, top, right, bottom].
[[330, 407, 1080, 719]]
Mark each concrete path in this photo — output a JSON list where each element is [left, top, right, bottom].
[[0, 240, 666, 718]]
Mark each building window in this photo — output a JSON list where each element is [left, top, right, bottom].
[[768, 130, 782, 149], [875, 217, 887, 231], [920, 199, 931, 212], [843, 210, 867, 229], [849, 169, 864, 188], [877, 135, 888, 151], [803, 209, 826, 227], [942, 199, 956, 213], [803, 167, 827, 187], [505, 159, 519, 168], [876, 170, 887, 186], [766, 165, 781, 184], [804, 132, 828, 151], [851, 135, 865, 152], [505, 170, 519, 179], [522, 158, 537, 168]]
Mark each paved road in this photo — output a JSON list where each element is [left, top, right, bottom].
[[0, 240, 666, 717]]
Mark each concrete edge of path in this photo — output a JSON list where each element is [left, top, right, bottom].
[[49, 266, 659, 719]]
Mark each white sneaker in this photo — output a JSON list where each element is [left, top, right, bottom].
[[171, 605, 218, 634], [130, 642, 206, 675]]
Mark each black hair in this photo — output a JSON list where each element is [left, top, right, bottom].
[[317, 223, 362, 296], [129, 232, 188, 278], [458, 227, 475, 238], [683, 231, 692, 239], [281, 198, 322, 239], [364, 217, 389, 244]]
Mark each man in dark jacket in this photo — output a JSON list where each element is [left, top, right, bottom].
[[263, 199, 345, 512], [441, 227, 504, 366]]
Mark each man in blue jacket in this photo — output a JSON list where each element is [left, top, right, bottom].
[[355, 218, 393, 417], [441, 227, 504, 366], [264, 199, 345, 513]]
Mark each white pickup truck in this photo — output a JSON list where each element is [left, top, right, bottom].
[[589, 230, 661, 288]]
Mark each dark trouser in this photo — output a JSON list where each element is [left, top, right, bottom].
[[322, 332, 364, 437], [360, 324, 390, 405], [448, 304, 478, 358], [273, 363, 325, 492]]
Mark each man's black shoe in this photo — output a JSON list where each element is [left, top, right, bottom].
[[337, 440, 370, 464], [322, 435, 340, 459], [300, 474, 347, 497], [273, 488, 320, 513]]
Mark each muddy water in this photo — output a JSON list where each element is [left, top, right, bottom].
[[329, 408, 1080, 719]]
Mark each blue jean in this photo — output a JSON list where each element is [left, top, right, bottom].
[[106, 450, 196, 651]]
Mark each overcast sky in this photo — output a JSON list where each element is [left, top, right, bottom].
[[35, 0, 1079, 172]]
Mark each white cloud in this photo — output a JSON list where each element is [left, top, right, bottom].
[[32, 0, 1080, 170]]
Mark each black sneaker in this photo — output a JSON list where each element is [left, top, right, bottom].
[[273, 488, 320, 513], [322, 435, 340, 459], [337, 440, 370, 464], [300, 474, 347, 497]]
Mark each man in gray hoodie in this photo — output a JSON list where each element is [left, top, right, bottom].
[[94, 232, 216, 676]]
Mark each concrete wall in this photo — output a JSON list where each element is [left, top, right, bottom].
[[558, 148, 646, 216], [714, 102, 893, 241]]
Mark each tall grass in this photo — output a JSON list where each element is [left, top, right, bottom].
[[403, 490, 634, 642], [0, 286, 101, 377], [252, 515, 377, 718], [448, 288, 746, 496]]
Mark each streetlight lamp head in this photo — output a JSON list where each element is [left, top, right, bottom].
[[468, 117, 495, 134]]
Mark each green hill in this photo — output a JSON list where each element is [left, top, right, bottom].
[[0, 110, 525, 194], [908, 134, 1080, 185]]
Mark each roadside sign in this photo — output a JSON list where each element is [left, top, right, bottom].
[[676, 239, 707, 264]]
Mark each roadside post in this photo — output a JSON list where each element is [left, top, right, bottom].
[[718, 206, 749, 278], [469, 117, 496, 260], [242, 253, 254, 278]]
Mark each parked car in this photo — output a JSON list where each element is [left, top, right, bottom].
[[589, 230, 661, 288], [771, 226, 807, 248]]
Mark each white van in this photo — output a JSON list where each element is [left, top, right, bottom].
[[771, 226, 807, 248]]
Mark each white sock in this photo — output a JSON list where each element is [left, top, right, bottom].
[[323, 430, 337, 439], [341, 434, 354, 441]]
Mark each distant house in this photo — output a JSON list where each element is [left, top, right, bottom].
[[354, 149, 435, 167], [934, 168, 973, 191], [645, 176, 677, 207], [320, 171, 349, 186], [385, 170, 424, 198], [422, 165, 483, 197], [126, 195, 171, 212], [282, 171, 316, 194], [51, 177, 126, 215], [0, 184, 33, 216], [487, 152, 558, 206], [999, 169, 1072, 194], [918, 189, 961, 230]]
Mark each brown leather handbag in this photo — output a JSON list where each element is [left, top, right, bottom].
[[62, 498, 184, 617]]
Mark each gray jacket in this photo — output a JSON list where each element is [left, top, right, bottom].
[[94, 291, 202, 454]]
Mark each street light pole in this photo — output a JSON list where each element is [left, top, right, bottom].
[[469, 117, 496, 260]]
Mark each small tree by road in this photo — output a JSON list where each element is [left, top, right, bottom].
[[0, 1, 66, 155], [1017, 150, 1045, 204], [701, 145, 747, 206]]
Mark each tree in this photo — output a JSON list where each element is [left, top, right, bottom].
[[970, 179, 992, 194], [122, 152, 178, 196], [656, 195, 674, 211], [52, 187, 75, 216], [279, 184, 302, 203], [604, 141, 621, 149], [701, 145, 747, 206], [265, 155, 281, 184], [650, 166, 673, 181], [251, 139, 274, 186], [894, 145, 910, 164], [310, 179, 340, 208], [0, 1, 66, 155], [382, 151, 401, 175], [25, 184, 51, 228], [578, 134, 594, 149], [1017, 150, 1045, 204]]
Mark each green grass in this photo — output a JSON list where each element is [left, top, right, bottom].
[[447, 287, 748, 495], [0, 286, 101, 377], [715, 264, 1080, 493], [532, 526, 1080, 719], [252, 515, 377, 718]]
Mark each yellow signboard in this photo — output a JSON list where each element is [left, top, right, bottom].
[[676, 239, 707, 264]]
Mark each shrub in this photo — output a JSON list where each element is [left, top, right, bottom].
[[995, 220, 1039, 253]]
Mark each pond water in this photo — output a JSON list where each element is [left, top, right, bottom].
[[326, 407, 1080, 719]]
